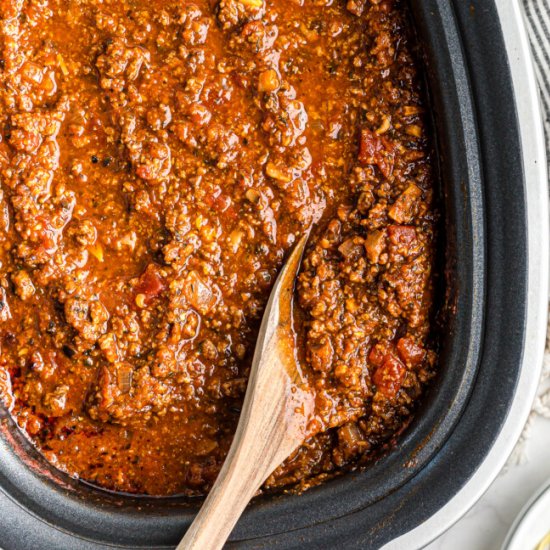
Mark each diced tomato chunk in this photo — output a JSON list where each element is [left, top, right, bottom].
[[373, 354, 406, 398], [368, 344, 386, 367], [359, 128, 383, 162], [397, 337, 425, 367], [358, 128, 395, 178], [135, 264, 166, 303]]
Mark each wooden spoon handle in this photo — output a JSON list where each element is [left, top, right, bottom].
[[177, 339, 302, 550], [176, 444, 267, 550], [176, 350, 297, 550], [177, 235, 311, 550]]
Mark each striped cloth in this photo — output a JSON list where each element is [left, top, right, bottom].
[[508, 0, 550, 465], [523, 0, 550, 160]]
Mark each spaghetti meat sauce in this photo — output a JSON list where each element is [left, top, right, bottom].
[[0, 0, 438, 495]]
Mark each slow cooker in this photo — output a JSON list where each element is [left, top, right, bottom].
[[0, 0, 548, 548]]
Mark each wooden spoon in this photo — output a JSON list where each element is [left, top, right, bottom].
[[177, 234, 314, 550]]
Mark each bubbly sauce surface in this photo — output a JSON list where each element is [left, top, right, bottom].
[[0, 0, 437, 495]]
